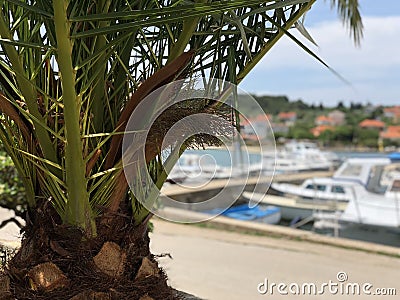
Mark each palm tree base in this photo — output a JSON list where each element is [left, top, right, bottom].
[[2, 202, 176, 300]]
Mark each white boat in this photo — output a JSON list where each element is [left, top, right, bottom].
[[283, 141, 339, 170], [261, 151, 311, 174], [245, 158, 392, 220], [261, 141, 339, 174], [166, 153, 202, 183], [167, 152, 245, 184], [271, 177, 355, 203], [270, 157, 392, 203], [314, 174, 400, 246], [339, 176, 400, 228]]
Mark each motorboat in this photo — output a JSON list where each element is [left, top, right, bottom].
[[261, 151, 311, 174], [270, 157, 392, 203], [166, 153, 239, 184], [244, 158, 392, 220], [271, 177, 355, 203], [313, 173, 400, 246], [166, 153, 202, 183], [261, 141, 340, 174], [339, 175, 400, 228], [283, 141, 340, 170]]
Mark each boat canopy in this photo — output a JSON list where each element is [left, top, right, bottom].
[[333, 158, 391, 186]]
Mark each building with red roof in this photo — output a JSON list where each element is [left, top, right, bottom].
[[359, 119, 385, 130], [278, 111, 296, 120], [380, 126, 400, 140], [315, 115, 333, 126], [310, 125, 335, 137], [278, 111, 297, 126], [383, 106, 400, 122], [240, 114, 271, 141]]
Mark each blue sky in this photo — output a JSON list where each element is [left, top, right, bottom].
[[239, 0, 400, 107]]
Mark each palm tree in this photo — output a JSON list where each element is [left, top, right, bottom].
[[0, 0, 362, 299]]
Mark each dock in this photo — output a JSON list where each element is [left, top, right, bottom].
[[161, 171, 333, 196], [159, 170, 334, 213]]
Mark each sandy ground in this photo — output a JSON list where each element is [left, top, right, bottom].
[[150, 219, 400, 300]]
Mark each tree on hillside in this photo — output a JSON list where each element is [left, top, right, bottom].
[[0, 0, 362, 299], [336, 101, 346, 111], [350, 102, 363, 110], [292, 99, 309, 110], [254, 95, 291, 114], [369, 106, 384, 120], [355, 128, 380, 148]]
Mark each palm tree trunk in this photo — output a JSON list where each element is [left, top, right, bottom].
[[4, 201, 175, 300]]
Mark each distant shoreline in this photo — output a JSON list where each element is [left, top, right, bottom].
[[188, 145, 398, 155]]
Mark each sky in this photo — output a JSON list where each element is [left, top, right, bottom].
[[239, 0, 400, 107]]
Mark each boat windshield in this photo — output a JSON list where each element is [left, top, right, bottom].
[[305, 184, 326, 191], [331, 185, 345, 194]]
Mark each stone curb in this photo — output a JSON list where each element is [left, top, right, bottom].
[[156, 207, 400, 258]]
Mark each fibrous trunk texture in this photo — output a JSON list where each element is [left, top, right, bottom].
[[1, 202, 176, 300]]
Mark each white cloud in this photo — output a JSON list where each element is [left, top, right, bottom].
[[258, 16, 400, 69], [240, 16, 400, 105]]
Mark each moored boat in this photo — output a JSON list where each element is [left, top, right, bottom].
[[246, 158, 393, 221], [205, 204, 281, 225], [313, 175, 400, 246]]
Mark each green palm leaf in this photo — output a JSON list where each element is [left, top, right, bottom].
[[0, 0, 363, 235]]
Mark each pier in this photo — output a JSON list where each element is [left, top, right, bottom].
[[160, 171, 334, 212], [161, 170, 333, 197]]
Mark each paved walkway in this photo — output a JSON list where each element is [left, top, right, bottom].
[[0, 207, 23, 245], [150, 219, 400, 300]]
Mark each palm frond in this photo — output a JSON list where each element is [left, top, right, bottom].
[[0, 0, 363, 234], [330, 0, 363, 45]]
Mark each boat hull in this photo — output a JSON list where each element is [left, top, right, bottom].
[[242, 192, 347, 221], [316, 221, 400, 247]]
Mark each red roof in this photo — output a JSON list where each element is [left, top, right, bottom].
[[359, 119, 385, 128], [278, 111, 297, 119], [316, 115, 329, 121], [252, 114, 270, 122], [380, 126, 400, 139], [240, 114, 272, 126], [384, 106, 400, 113], [387, 125, 400, 132], [383, 106, 400, 120], [310, 125, 335, 137], [315, 115, 334, 124]]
